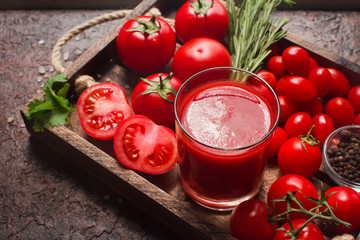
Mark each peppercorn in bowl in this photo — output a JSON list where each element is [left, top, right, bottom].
[[323, 125, 360, 192]]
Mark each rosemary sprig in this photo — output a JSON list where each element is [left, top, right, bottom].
[[226, 0, 294, 73]]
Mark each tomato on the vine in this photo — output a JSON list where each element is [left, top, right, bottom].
[[348, 85, 360, 113], [116, 15, 176, 73], [324, 186, 360, 234], [325, 97, 355, 128], [283, 76, 316, 102], [113, 115, 178, 175], [77, 82, 133, 140], [175, 0, 229, 43], [132, 73, 182, 128], [327, 68, 350, 97], [230, 199, 277, 240], [312, 113, 334, 148], [277, 130, 322, 179], [272, 219, 324, 240], [267, 55, 287, 79], [282, 46, 311, 77], [284, 112, 313, 138], [171, 37, 232, 82], [267, 175, 318, 220]]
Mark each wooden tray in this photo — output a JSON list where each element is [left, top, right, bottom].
[[20, 1, 360, 239]]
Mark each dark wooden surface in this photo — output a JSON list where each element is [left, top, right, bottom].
[[1, 7, 359, 240]]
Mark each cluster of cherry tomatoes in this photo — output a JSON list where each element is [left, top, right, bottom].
[[230, 174, 360, 240], [258, 44, 360, 180]]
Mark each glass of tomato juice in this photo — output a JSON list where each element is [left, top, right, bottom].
[[174, 67, 280, 211]]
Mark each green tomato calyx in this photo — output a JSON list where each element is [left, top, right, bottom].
[[127, 16, 160, 35], [299, 125, 320, 152], [190, 0, 214, 15], [138, 73, 177, 103]]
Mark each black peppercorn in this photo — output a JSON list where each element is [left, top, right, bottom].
[[326, 129, 360, 184]]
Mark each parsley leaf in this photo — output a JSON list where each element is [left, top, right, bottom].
[[25, 74, 76, 132]]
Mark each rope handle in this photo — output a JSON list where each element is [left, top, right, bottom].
[[50, 7, 174, 94]]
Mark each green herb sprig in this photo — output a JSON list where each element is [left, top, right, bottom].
[[226, 0, 294, 73], [25, 74, 76, 132]]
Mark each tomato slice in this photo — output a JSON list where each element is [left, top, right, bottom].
[[113, 115, 178, 175], [77, 82, 133, 140]]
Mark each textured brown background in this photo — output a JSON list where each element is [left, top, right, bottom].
[[0, 7, 359, 240]]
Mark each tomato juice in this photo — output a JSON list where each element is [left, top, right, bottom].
[[174, 68, 279, 210]]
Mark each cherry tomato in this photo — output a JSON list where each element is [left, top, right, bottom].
[[171, 37, 232, 82], [298, 98, 324, 117], [267, 55, 287, 79], [272, 219, 324, 240], [278, 95, 299, 123], [348, 85, 360, 113], [327, 68, 350, 97], [116, 16, 176, 73], [325, 97, 355, 128], [265, 42, 280, 62], [355, 113, 360, 125], [267, 175, 318, 220], [282, 46, 311, 77], [312, 113, 335, 148], [257, 70, 277, 89], [230, 199, 277, 240], [324, 186, 360, 233], [132, 73, 182, 128], [269, 126, 288, 157], [283, 76, 316, 102], [284, 112, 313, 138], [305, 57, 319, 76], [113, 115, 178, 175], [77, 82, 133, 140], [277, 133, 322, 179], [274, 75, 289, 96], [307, 67, 332, 97], [175, 0, 229, 43]]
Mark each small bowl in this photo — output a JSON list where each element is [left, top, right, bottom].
[[322, 125, 360, 192]]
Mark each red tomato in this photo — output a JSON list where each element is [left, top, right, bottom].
[[113, 115, 178, 175], [116, 16, 176, 73], [171, 37, 232, 82], [269, 126, 288, 157], [312, 113, 335, 148], [324, 186, 360, 233], [267, 55, 287, 79], [274, 75, 288, 96], [282, 46, 311, 77], [175, 0, 229, 43], [283, 76, 316, 102], [348, 85, 360, 113], [267, 175, 318, 220], [277, 134, 322, 179], [132, 73, 182, 128], [355, 113, 360, 125], [278, 95, 299, 123], [306, 57, 319, 76], [327, 68, 350, 97], [298, 98, 324, 117], [257, 70, 277, 89], [272, 219, 324, 240], [77, 82, 133, 140], [265, 42, 280, 62], [307, 67, 332, 97], [325, 97, 355, 128], [284, 112, 313, 138], [230, 199, 277, 240]]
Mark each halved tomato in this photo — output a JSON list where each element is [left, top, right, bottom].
[[77, 82, 133, 140], [113, 115, 178, 175]]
